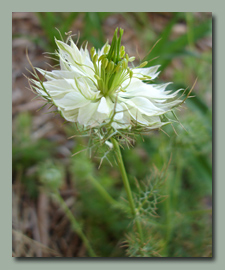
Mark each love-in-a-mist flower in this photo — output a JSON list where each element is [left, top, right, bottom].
[[31, 28, 183, 132]]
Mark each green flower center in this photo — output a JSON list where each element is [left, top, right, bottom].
[[90, 28, 135, 97]]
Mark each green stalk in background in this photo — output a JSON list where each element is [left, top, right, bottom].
[[87, 175, 129, 212], [53, 192, 97, 257]]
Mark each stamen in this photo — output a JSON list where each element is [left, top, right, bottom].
[[90, 27, 135, 97]]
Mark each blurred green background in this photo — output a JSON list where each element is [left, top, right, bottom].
[[12, 12, 212, 257]]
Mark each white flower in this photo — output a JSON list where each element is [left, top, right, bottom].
[[32, 28, 182, 131]]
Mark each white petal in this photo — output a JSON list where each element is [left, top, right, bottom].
[[51, 70, 78, 79], [56, 39, 95, 80], [54, 92, 90, 110], [32, 80, 71, 98], [152, 82, 173, 92], [111, 109, 131, 130], [44, 78, 69, 86], [114, 103, 124, 120], [133, 65, 160, 80], [77, 102, 99, 126], [56, 38, 82, 64], [80, 44, 94, 69], [121, 79, 178, 100], [36, 68, 79, 81], [97, 97, 109, 114], [69, 38, 83, 63], [111, 122, 130, 130], [122, 96, 163, 116], [105, 97, 114, 111], [98, 42, 108, 57], [59, 57, 70, 71], [72, 77, 100, 100], [32, 85, 48, 97], [104, 98, 124, 121], [123, 103, 163, 127], [59, 108, 79, 122], [124, 104, 150, 125]]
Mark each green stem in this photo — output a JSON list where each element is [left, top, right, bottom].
[[87, 175, 128, 211], [111, 138, 144, 246], [54, 192, 97, 257]]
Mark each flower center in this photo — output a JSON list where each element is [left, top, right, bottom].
[[90, 28, 135, 98]]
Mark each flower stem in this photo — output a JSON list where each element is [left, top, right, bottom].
[[54, 192, 97, 257], [111, 138, 144, 246]]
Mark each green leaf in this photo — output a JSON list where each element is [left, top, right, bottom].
[[146, 17, 212, 71]]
